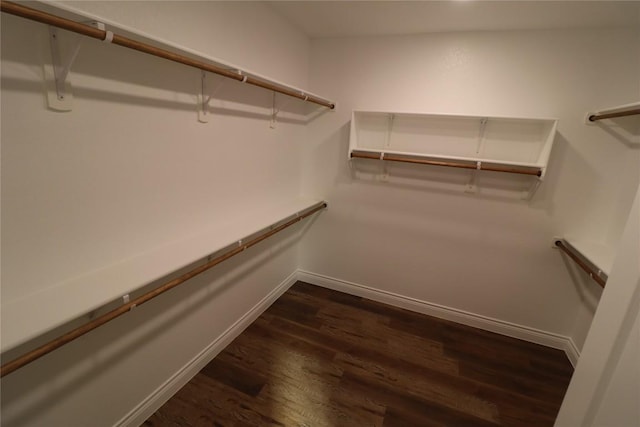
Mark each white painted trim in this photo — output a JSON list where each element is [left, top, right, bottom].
[[564, 338, 580, 368], [114, 270, 299, 427], [116, 268, 581, 427], [296, 270, 579, 365]]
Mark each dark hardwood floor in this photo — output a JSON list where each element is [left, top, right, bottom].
[[143, 281, 573, 426]]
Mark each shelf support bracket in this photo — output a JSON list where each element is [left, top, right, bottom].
[[385, 114, 395, 148], [198, 71, 211, 123], [377, 152, 389, 181], [270, 91, 294, 129], [465, 161, 481, 193], [475, 117, 488, 154], [197, 71, 224, 123], [270, 91, 278, 128], [44, 21, 105, 111], [45, 26, 81, 111]]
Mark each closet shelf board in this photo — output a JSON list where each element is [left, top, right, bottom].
[[1, 199, 325, 353], [348, 110, 558, 177]]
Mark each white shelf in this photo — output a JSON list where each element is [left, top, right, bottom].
[[348, 110, 558, 178], [27, 1, 334, 108], [1, 199, 325, 353]]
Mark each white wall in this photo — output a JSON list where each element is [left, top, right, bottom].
[[556, 185, 640, 426], [60, 0, 309, 89], [301, 28, 639, 349], [2, 3, 638, 425], [592, 309, 640, 426], [1, 2, 312, 426]]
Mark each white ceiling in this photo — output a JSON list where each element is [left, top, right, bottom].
[[267, 1, 640, 38]]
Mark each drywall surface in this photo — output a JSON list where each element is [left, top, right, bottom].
[[301, 28, 639, 347], [556, 185, 640, 426], [591, 308, 640, 426], [1, 1, 312, 425], [59, 0, 310, 89]]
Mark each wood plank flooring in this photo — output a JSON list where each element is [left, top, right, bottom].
[[143, 281, 573, 426]]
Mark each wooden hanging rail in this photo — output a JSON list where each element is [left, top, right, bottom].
[[0, 201, 327, 378], [0, 0, 335, 110], [350, 150, 543, 177], [554, 239, 607, 288], [588, 106, 640, 122]]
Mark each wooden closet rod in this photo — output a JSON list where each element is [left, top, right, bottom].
[[0, 202, 327, 378], [588, 108, 640, 122], [0, 1, 335, 110], [350, 151, 543, 177], [554, 240, 607, 288]]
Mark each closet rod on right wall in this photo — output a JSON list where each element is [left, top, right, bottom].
[[554, 239, 607, 288], [588, 107, 640, 122]]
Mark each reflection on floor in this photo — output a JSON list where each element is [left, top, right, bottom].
[[144, 281, 574, 426]]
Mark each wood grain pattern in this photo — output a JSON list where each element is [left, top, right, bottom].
[[350, 151, 543, 177], [144, 281, 573, 426]]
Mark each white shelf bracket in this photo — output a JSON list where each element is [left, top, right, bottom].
[[45, 26, 81, 111], [475, 117, 488, 154], [44, 21, 106, 111], [269, 91, 294, 129], [198, 71, 211, 123], [372, 152, 389, 181], [385, 114, 395, 148], [270, 91, 278, 128], [465, 161, 481, 193], [380, 152, 389, 181], [197, 71, 224, 123]]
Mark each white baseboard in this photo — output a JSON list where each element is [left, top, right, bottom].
[[116, 267, 580, 427], [564, 338, 580, 367], [114, 270, 299, 427], [296, 270, 580, 367]]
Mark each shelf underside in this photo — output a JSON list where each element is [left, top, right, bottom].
[[1, 199, 326, 353], [352, 112, 557, 169]]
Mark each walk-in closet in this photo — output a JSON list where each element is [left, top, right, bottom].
[[1, 1, 638, 426]]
